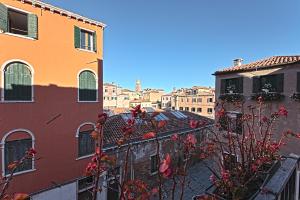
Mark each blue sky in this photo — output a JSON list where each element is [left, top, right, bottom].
[[45, 0, 300, 92]]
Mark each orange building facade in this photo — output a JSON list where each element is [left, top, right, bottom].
[[0, 0, 105, 198]]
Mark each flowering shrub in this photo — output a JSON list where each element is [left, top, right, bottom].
[[218, 93, 244, 103], [251, 92, 284, 101], [202, 97, 299, 199], [0, 148, 37, 200]]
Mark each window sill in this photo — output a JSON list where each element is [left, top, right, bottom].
[[77, 101, 99, 103], [76, 48, 96, 54], [150, 171, 158, 176], [1, 32, 36, 40], [4, 168, 36, 177], [76, 154, 94, 161], [0, 100, 34, 103]]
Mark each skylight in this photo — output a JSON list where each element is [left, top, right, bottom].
[[171, 111, 187, 119]]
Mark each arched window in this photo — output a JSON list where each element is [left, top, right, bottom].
[[78, 70, 97, 102], [2, 129, 34, 175], [77, 123, 95, 157], [4, 62, 32, 101]]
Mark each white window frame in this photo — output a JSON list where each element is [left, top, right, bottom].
[[149, 153, 159, 175], [75, 122, 96, 160], [1, 129, 36, 176], [76, 27, 96, 53], [77, 69, 99, 103], [0, 4, 36, 41], [1, 59, 34, 103]]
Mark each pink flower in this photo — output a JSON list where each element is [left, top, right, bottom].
[[262, 116, 268, 123], [186, 134, 197, 145], [278, 106, 288, 117], [159, 154, 172, 178], [127, 118, 135, 126], [209, 174, 216, 184], [171, 133, 179, 141], [189, 120, 199, 129]]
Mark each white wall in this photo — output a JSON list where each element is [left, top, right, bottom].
[[31, 182, 77, 200]]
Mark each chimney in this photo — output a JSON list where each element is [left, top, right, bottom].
[[233, 58, 243, 66]]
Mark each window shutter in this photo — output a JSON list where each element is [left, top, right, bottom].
[[276, 73, 284, 93], [79, 71, 97, 101], [74, 26, 80, 48], [93, 32, 97, 52], [220, 79, 226, 94], [252, 76, 260, 93], [0, 3, 8, 33], [237, 77, 243, 93], [27, 14, 38, 39], [297, 72, 300, 93]]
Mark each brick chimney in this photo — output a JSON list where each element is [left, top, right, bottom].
[[233, 58, 243, 66]]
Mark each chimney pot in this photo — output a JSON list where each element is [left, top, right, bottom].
[[233, 58, 243, 66]]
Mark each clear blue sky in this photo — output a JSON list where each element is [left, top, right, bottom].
[[44, 0, 300, 92]]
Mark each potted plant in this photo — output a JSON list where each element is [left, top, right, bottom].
[[196, 97, 299, 200]]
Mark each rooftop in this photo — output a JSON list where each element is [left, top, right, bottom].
[[18, 0, 106, 27], [102, 110, 214, 148], [214, 55, 300, 75]]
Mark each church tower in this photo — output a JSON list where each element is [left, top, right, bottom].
[[135, 80, 142, 92]]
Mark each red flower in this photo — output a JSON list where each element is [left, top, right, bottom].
[[159, 154, 171, 174], [171, 133, 179, 141], [186, 134, 197, 145], [189, 120, 199, 129], [97, 113, 108, 125], [142, 132, 156, 139], [27, 148, 37, 157], [157, 120, 167, 129], [216, 108, 225, 117], [127, 118, 135, 126], [262, 116, 268, 123], [122, 126, 133, 136], [133, 104, 141, 112], [278, 106, 288, 117]]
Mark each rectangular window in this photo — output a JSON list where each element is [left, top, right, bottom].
[[219, 112, 242, 134], [207, 98, 213, 103], [0, 3, 38, 39], [253, 74, 284, 93], [191, 107, 196, 112], [185, 107, 189, 111], [179, 107, 183, 111], [80, 29, 94, 51], [197, 108, 202, 112], [186, 98, 189, 102], [75, 26, 96, 52], [192, 98, 196, 103], [207, 108, 213, 114], [197, 98, 202, 102], [221, 77, 243, 94], [150, 154, 158, 174], [78, 176, 94, 200], [8, 9, 28, 35]]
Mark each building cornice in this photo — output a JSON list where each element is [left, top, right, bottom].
[[18, 0, 106, 28]]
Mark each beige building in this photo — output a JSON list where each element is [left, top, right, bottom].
[[161, 93, 172, 109], [142, 88, 164, 109], [171, 87, 215, 118], [129, 99, 152, 108], [103, 82, 121, 109], [214, 56, 300, 155]]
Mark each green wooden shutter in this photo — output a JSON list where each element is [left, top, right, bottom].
[[297, 72, 300, 93], [28, 14, 38, 39], [74, 26, 80, 48], [252, 76, 260, 93], [79, 71, 97, 101], [93, 32, 97, 52], [4, 63, 32, 101], [237, 77, 243, 93], [276, 73, 284, 93], [220, 79, 226, 94], [0, 3, 7, 33]]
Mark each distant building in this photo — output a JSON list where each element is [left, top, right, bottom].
[[161, 93, 172, 109], [103, 82, 121, 109], [129, 99, 152, 108], [171, 86, 215, 118]]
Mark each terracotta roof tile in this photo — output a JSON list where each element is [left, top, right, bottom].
[[215, 55, 300, 75], [103, 111, 214, 148]]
